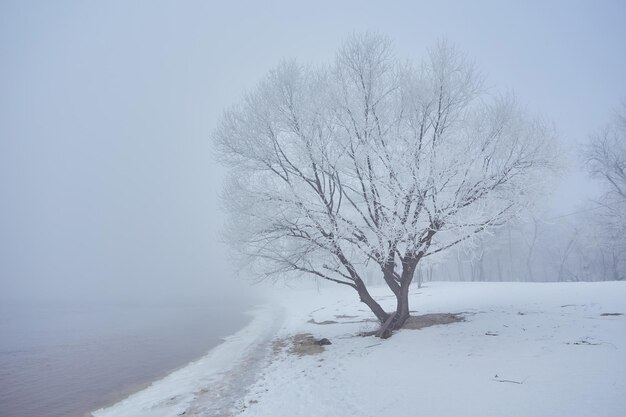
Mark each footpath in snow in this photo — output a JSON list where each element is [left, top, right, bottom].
[[92, 281, 626, 417]]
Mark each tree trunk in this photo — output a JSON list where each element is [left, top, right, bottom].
[[375, 259, 418, 338], [381, 262, 400, 296], [354, 278, 389, 323], [416, 268, 423, 289], [394, 281, 411, 326], [375, 282, 411, 338], [456, 253, 465, 281], [611, 251, 620, 281], [525, 217, 538, 281]]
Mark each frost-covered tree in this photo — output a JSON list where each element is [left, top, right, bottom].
[[215, 34, 557, 337], [584, 103, 626, 280]]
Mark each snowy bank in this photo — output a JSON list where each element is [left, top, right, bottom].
[[94, 282, 626, 417], [91, 304, 283, 417]]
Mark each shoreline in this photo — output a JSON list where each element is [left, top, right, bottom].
[[0, 302, 256, 417], [86, 310, 253, 416], [90, 304, 283, 417], [80, 309, 255, 417]]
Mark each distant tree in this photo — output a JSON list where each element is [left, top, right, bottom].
[[215, 34, 557, 337], [586, 103, 626, 199], [584, 103, 626, 280]]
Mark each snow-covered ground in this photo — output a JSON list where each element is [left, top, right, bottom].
[[92, 282, 626, 417]]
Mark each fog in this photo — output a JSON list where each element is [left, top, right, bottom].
[[1, 0, 625, 305]]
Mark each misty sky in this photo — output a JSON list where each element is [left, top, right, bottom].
[[1, 0, 625, 304]]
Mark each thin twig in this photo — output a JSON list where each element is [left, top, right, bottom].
[[493, 375, 525, 384]]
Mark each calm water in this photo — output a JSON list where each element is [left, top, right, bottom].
[[0, 298, 252, 417]]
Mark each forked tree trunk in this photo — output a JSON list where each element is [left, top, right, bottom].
[[375, 258, 418, 338], [358, 248, 432, 338]]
